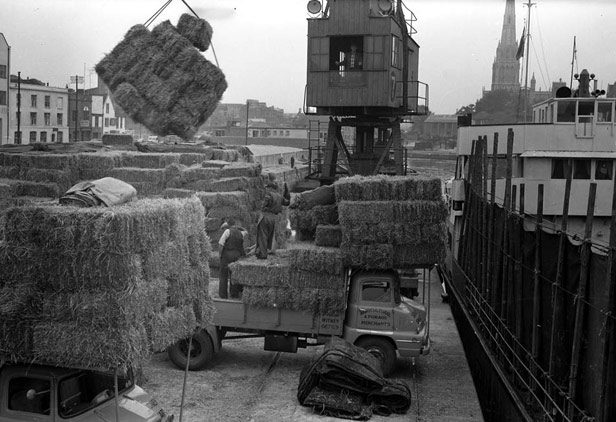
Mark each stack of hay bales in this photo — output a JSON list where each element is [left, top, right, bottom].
[[335, 175, 447, 269], [228, 242, 346, 316], [289, 184, 338, 243], [0, 196, 212, 371], [95, 14, 226, 140]]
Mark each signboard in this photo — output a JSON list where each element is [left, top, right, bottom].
[[70, 76, 84, 84]]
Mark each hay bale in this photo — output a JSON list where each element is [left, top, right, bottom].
[[291, 184, 336, 210], [102, 134, 134, 146], [179, 153, 212, 166], [12, 181, 59, 198], [181, 166, 222, 183], [95, 17, 226, 140], [219, 162, 262, 178], [119, 152, 180, 169], [340, 243, 394, 269], [335, 175, 442, 201], [176, 13, 212, 52], [32, 322, 150, 371], [110, 167, 166, 183], [286, 241, 343, 275], [0, 165, 19, 179], [163, 188, 195, 198], [147, 305, 197, 352], [228, 256, 291, 287], [22, 168, 72, 192], [315, 224, 342, 247], [338, 200, 446, 227], [76, 153, 120, 180]]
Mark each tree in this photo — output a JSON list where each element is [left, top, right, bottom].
[[474, 90, 520, 124]]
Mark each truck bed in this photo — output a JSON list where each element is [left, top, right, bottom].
[[209, 278, 344, 336]]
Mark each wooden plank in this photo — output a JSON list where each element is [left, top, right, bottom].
[[600, 175, 616, 421], [567, 183, 596, 418], [548, 158, 573, 382], [531, 184, 544, 392], [486, 134, 499, 299]]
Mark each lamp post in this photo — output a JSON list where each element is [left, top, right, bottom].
[[245, 99, 249, 145]]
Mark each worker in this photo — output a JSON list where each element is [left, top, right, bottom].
[[256, 181, 290, 259], [336, 44, 363, 70], [218, 218, 247, 299]]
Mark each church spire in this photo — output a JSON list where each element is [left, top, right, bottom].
[[491, 0, 521, 92]]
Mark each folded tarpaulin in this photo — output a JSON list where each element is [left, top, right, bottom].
[[60, 177, 137, 207], [297, 337, 411, 420]]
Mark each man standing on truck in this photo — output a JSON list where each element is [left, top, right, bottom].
[[218, 218, 247, 298], [256, 181, 290, 259]]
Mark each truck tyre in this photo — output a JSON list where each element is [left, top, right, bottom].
[[356, 337, 396, 377], [168, 330, 214, 371]]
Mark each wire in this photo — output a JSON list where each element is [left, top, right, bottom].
[[145, 0, 173, 28]]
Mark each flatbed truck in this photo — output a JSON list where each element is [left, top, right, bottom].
[[168, 268, 430, 376]]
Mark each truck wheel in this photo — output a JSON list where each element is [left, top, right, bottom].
[[356, 337, 396, 377], [168, 330, 214, 371]]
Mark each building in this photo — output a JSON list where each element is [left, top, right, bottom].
[[8, 75, 69, 144], [0, 33, 9, 144], [490, 0, 520, 93], [84, 76, 127, 140]]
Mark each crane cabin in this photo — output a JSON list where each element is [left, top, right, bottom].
[[305, 0, 428, 182]]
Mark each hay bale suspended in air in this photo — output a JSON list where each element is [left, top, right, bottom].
[[95, 15, 227, 140]]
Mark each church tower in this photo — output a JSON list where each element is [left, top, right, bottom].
[[491, 0, 521, 92]]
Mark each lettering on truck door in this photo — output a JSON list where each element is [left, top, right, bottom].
[[357, 280, 394, 329]]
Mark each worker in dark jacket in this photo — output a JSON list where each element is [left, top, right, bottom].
[[256, 181, 290, 259], [218, 218, 247, 298]]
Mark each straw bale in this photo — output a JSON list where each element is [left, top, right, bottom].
[[102, 134, 134, 146], [340, 243, 394, 269], [32, 322, 150, 371], [110, 167, 166, 183], [220, 162, 262, 178], [318, 289, 346, 315], [179, 153, 212, 165], [393, 200, 448, 224], [228, 256, 291, 287], [338, 201, 394, 226], [181, 166, 222, 183], [96, 19, 227, 140], [289, 269, 345, 290], [315, 224, 342, 247], [176, 13, 212, 52], [0, 319, 33, 362], [76, 153, 121, 180], [0, 166, 19, 179], [21, 154, 77, 170], [393, 243, 446, 267], [195, 190, 249, 210], [166, 263, 210, 310], [188, 231, 212, 266], [147, 305, 197, 352], [210, 149, 239, 162], [241, 286, 345, 315], [292, 184, 336, 210], [23, 168, 72, 192], [335, 175, 443, 201], [119, 152, 180, 169], [163, 188, 195, 198], [12, 181, 59, 198], [286, 241, 343, 275], [202, 160, 230, 168], [39, 278, 168, 327]]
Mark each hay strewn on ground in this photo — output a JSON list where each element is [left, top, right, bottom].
[[0, 196, 212, 370]]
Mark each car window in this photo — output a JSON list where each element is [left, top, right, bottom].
[[59, 370, 132, 417], [8, 376, 51, 415]]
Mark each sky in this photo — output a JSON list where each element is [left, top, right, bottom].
[[2, 0, 616, 115]]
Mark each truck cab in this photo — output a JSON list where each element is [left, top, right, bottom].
[[0, 363, 172, 422], [344, 269, 429, 374]]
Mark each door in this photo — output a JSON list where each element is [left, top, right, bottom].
[[355, 279, 395, 331]]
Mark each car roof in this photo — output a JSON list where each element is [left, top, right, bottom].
[[1, 363, 82, 378]]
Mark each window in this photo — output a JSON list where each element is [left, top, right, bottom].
[[44, 113, 50, 126], [109, 118, 116, 127], [0, 90, 5, 105], [330, 36, 363, 71], [31, 95, 37, 108], [597, 102, 613, 123], [44, 95, 50, 108], [573, 159, 591, 179], [14, 131, 21, 144], [361, 280, 391, 302], [8, 377, 51, 415], [29, 131, 36, 143], [57, 113, 63, 125], [40, 131, 47, 142], [105, 103, 109, 113], [578, 101, 594, 116], [557, 100, 576, 122], [595, 160, 613, 180], [104, 118, 109, 127], [215, 129, 225, 136], [551, 159, 568, 179], [285, 130, 290, 136], [391, 35, 401, 68], [58, 131, 63, 142], [0, 64, 6, 79], [309, 37, 329, 71], [57, 97, 63, 109], [30, 112, 37, 125], [83, 107, 89, 121], [72, 110, 77, 122]]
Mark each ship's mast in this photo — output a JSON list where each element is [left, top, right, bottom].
[[523, 0, 535, 122]]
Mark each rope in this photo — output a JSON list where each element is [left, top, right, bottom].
[[145, 0, 173, 28]]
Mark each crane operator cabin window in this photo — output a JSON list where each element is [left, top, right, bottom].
[[330, 36, 364, 72]]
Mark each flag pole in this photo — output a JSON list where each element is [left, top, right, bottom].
[[569, 36, 577, 88], [522, 0, 536, 122]]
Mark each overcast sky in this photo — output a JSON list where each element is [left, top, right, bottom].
[[2, 0, 615, 115]]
